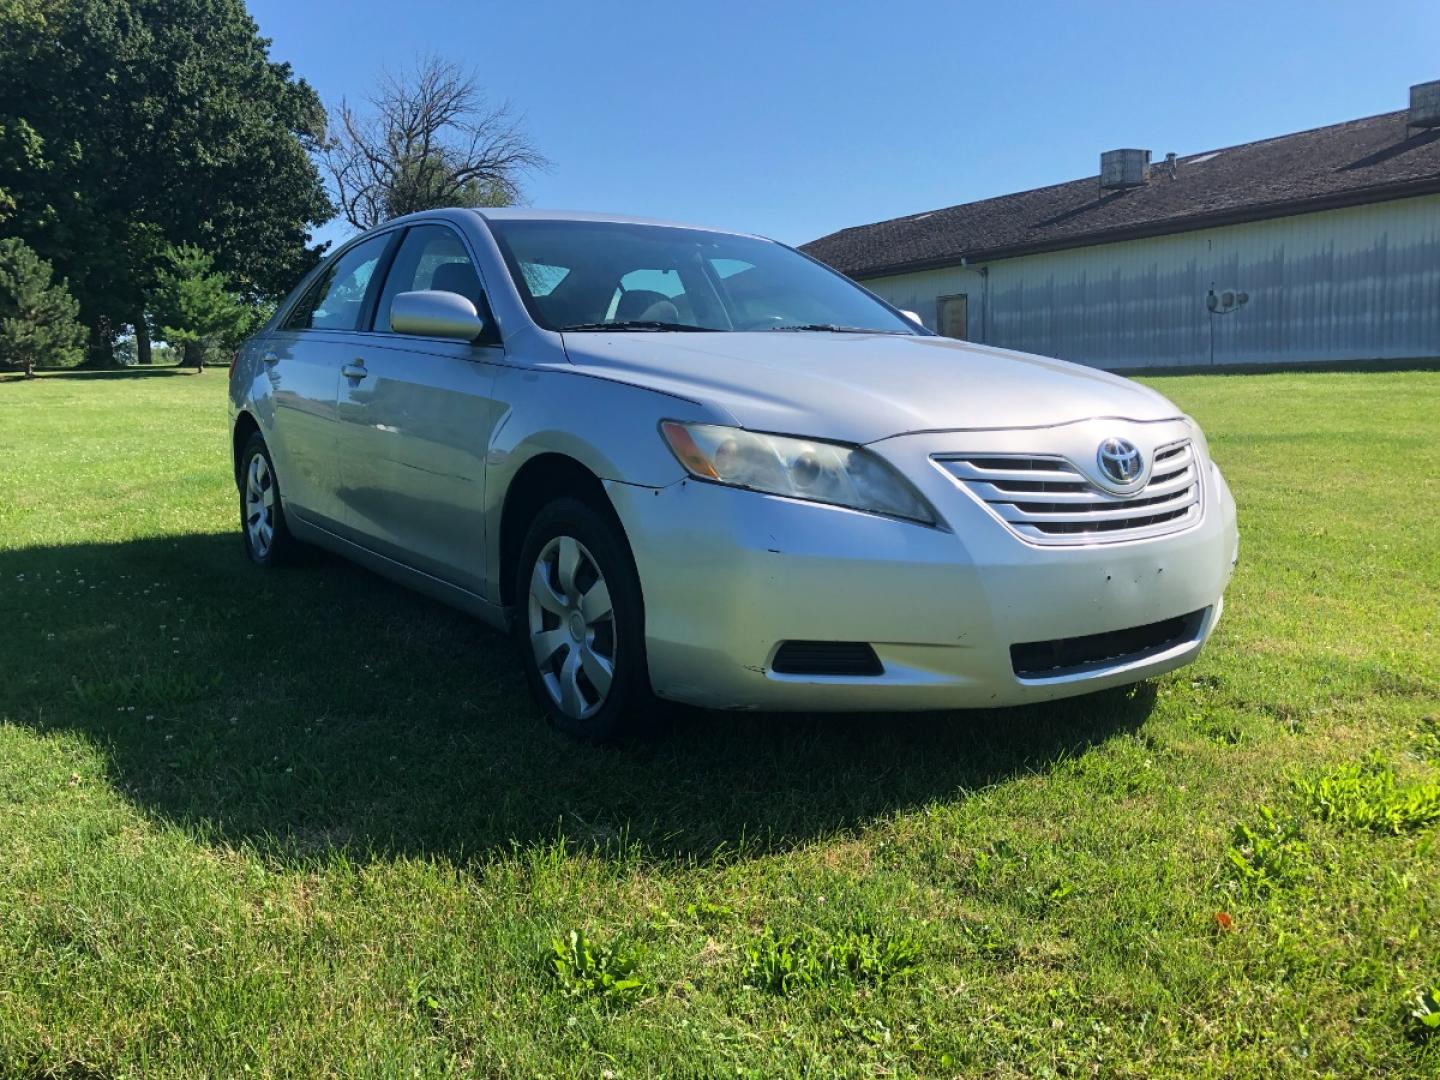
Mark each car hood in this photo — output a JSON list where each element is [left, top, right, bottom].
[[560, 331, 1181, 444]]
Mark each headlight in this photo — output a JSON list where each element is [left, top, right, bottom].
[[660, 421, 936, 525]]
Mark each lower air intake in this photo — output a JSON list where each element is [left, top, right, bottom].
[[771, 641, 883, 677], [1011, 609, 1208, 679]]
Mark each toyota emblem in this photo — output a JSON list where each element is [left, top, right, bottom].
[[1096, 437, 1144, 488]]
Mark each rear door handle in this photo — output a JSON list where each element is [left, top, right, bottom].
[[341, 360, 368, 380], [262, 350, 279, 364]]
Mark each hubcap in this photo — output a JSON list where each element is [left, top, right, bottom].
[[245, 453, 276, 558], [527, 535, 616, 720]]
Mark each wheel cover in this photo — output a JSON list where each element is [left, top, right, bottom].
[[527, 535, 616, 721], [244, 453, 276, 558]]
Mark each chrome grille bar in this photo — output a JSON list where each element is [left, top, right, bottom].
[[936, 440, 1202, 545]]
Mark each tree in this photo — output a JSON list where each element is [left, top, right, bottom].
[[150, 245, 250, 373], [323, 55, 547, 230], [0, 0, 332, 364], [0, 237, 86, 378]]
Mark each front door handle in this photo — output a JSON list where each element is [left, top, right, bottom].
[[262, 350, 279, 364], [341, 360, 368, 380]]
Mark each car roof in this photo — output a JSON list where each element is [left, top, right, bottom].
[[467, 206, 763, 238]]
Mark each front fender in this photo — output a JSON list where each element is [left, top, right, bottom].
[[481, 363, 733, 593]]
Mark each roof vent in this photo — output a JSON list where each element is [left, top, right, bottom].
[[1100, 148, 1151, 192], [1409, 80, 1440, 129]]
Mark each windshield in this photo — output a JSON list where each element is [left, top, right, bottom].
[[486, 218, 920, 334]]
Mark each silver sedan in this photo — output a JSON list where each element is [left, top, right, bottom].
[[230, 209, 1238, 741]]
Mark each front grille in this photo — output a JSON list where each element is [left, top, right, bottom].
[[1011, 608, 1208, 679], [771, 641, 883, 676], [936, 440, 1201, 545]]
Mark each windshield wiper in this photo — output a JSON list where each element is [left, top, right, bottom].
[[558, 320, 713, 332], [767, 323, 905, 334]]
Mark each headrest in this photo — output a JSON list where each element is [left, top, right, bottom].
[[430, 262, 479, 303]]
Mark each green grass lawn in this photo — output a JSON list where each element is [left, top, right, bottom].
[[0, 367, 1437, 1078]]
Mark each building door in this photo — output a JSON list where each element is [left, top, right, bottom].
[[937, 294, 968, 340]]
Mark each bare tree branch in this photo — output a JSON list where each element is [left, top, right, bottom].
[[320, 55, 549, 231]]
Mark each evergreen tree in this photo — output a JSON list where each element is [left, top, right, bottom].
[[151, 245, 250, 373], [0, 237, 85, 378]]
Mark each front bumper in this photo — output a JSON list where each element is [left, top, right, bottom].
[[606, 420, 1238, 711]]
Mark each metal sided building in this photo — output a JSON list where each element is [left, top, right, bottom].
[[801, 81, 1440, 370]]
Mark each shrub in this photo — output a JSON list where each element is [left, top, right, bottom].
[[684, 899, 735, 930], [1294, 758, 1440, 835], [1406, 986, 1440, 1044], [1414, 717, 1440, 765], [743, 927, 921, 995], [957, 919, 1018, 963], [544, 929, 647, 1003], [1225, 806, 1311, 897]]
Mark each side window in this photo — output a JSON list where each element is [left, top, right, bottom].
[[281, 233, 391, 332], [517, 261, 571, 326], [520, 262, 569, 297], [710, 258, 754, 280], [374, 225, 486, 334], [281, 275, 327, 332]]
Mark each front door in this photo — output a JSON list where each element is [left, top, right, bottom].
[[335, 224, 505, 596]]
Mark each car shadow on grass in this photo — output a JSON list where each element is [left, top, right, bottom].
[[0, 532, 1157, 865]]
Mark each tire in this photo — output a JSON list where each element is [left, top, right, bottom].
[[238, 432, 302, 567], [514, 496, 655, 742]]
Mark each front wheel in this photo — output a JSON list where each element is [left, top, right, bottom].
[[514, 497, 654, 742]]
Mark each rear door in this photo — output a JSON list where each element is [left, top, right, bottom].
[[335, 223, 506, 595], [264, 232, 395, 529]]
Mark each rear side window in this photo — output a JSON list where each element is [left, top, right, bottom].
[[520, 262, 569, 296], [373, 226, 485, 333], [282, 233, 391, 332]]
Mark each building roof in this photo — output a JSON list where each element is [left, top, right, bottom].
[[801, 109, 1440, 279]]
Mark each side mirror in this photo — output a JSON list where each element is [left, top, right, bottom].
[[390, 290, 485, 341], [900, 309, 924, 327]]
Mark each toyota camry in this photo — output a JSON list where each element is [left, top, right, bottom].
[[229, 209, 1239, 741]]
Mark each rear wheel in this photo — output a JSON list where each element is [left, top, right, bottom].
[[515, 497, 653, 742], [238, 432, 301, 567]]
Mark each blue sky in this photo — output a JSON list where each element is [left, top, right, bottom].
[[246, 0, 1440, 250]]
